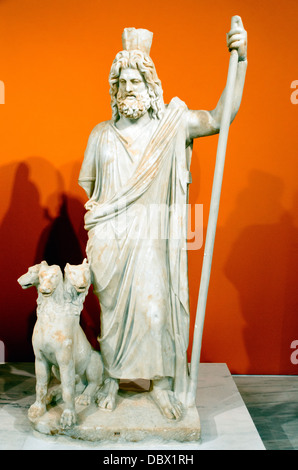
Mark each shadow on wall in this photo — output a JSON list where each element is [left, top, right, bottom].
[[224, 170, 298, 374], [35, 192, 85, 269], [0, 159, 100, 361]]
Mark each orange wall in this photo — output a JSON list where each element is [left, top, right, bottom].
[[1, 0, 298, 374]]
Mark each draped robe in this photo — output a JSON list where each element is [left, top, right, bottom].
[[79, 97, 193, 403]]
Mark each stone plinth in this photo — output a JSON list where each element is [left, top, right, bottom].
[[0, 363, 265, 450], [32, 385, 200, 443]]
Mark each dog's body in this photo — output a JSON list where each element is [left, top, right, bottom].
[[62, 260, 103, 407], [18, 260, 103, 429]]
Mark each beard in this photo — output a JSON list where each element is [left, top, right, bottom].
[[117, 89, 151, 120]]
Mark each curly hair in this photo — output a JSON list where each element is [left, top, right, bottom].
[[109, 50, 165, 122]]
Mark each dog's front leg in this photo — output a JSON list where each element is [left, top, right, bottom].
[[28, 353, 50, 422], [58, 340, 77, 428]]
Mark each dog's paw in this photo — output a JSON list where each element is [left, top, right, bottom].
[[76, 393, 91, 406], [60, 408, 77, 428], [28, 402, 46, 421]]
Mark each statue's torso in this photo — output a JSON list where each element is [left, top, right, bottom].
[[97, 119, 159, 203]]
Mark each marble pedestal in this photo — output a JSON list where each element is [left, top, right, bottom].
[[0, 363, 265, 450], [33, 386, 200, 442]]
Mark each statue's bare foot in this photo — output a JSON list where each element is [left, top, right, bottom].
[[96, 378, 119, 411], [151, 378, 183, 420], [150, 388, 183, 420]]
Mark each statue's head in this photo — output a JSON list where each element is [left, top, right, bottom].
[[109, 28, 165, 122]]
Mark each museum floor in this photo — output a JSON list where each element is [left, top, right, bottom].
[[0, 362, 297, 450], [233, 375, 298, 450]]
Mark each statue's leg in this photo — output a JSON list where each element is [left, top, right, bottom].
[[76, 350, 104, 406], [57, 348, 77, 428], [96, 377, 119, 411], [150, 377, 183, 420], [46, 365, 61, 404], [47, 366, 84, 404], [28, 353, 51, 421]]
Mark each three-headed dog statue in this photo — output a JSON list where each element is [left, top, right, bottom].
[[17, 259, 103, 429]]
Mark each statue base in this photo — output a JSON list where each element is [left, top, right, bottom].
[[31, 382, 200, 443]]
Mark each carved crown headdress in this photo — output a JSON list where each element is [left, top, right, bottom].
[[122, 28, 153, 56]]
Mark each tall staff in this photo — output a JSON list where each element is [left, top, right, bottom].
[[188, 15, 245, 406]]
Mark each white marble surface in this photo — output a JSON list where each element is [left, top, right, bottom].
[[0, 363, 264, 450]]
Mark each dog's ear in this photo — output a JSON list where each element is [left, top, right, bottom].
[[83, 258, 88, 265], [65, 263, 70, 272], [41, 260, 48, 267]]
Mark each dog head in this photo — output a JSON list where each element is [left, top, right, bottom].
[[18, 261, 48, 289], [38, 264, 63, 297], [64, 258, 91, 294]]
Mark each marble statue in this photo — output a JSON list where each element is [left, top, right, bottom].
[[16, 17, 247, 441], [17, 260, 103, 429], [78, 19, 247, 422]]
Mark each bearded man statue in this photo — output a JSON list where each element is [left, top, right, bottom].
[[78, 25, 247, 420]]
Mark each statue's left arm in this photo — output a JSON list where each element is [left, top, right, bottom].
[[186, 17, 247, 140]]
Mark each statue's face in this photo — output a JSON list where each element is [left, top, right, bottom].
[[118, 68, 147, 98], [117, 67, 151, 120]]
